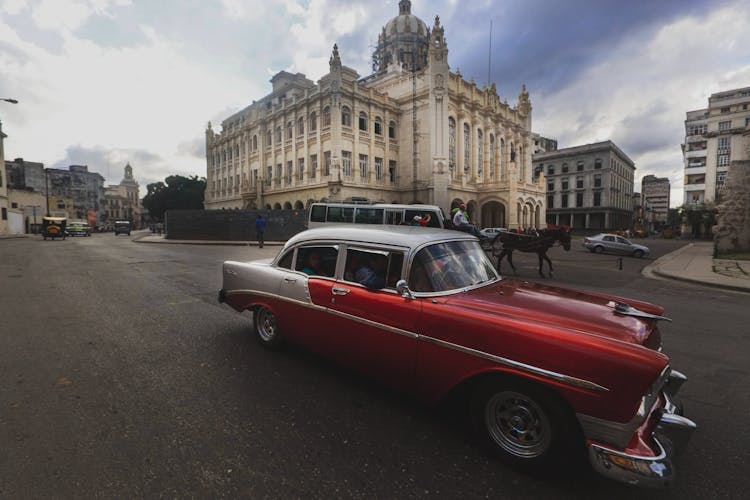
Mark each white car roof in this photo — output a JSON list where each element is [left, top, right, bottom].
[[285, 226, 475, 250]]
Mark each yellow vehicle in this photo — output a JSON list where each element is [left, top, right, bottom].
[[41, 216, 67, 240]]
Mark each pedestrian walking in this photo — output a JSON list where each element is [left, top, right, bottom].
[[255, 214, 266, 248]]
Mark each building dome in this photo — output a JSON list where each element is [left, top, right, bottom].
[[372, 0, 430, 74]]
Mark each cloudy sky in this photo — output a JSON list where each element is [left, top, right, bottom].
[[1, 0, 749, 206]]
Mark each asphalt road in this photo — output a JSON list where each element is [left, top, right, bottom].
[[0, 232, 747, 499]]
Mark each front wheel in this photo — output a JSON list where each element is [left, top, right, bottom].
[[470, 379, 578, 468], [253, 306, 283, 350], [633, 249, 644, 258]]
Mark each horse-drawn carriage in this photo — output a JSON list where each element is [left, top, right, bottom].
[[482, 226, 572, 278]]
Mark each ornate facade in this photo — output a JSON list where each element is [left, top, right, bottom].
[[204, 1, 545, 228], [102, 163, 141, 228]]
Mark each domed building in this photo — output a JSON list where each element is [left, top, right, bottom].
[[372, 0, 430, 74], [204, 0, 546, 229]]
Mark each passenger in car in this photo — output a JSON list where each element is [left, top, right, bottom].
[[355, 254, 387, 289], [301, 251, 324, 276]]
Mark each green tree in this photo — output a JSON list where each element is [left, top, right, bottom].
[[143, 175, 206, 220]]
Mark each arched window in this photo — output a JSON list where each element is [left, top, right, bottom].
[[228, 148, 232, 160], [518, 145, 524, 181], [274, 203, 282, 210], [322, 106, 331, 127], [252, 135, 258, 151], [297, 116, 304, 136], [477, 129, 483, 176], [266, 130, 272, 147], [235, 145, 240, 157], [463, 123, 470, 172], [510, 142, 515, 162], [388, 121, 396, 139], [341, 106, 351, 127], [358, 111, 368, 131], [286, 121, 293, 140], [309, 112, 317, 132], [374, 117, 383, 135], [489, 134, 495, 179], [275, 126, 281, 143], [448, 117, 456, 172]]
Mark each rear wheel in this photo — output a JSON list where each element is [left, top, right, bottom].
[[470, 378, 578, 468], [633, 249, 644, 258], [253, 306, 283, 350], [593, 245, 604, 254]]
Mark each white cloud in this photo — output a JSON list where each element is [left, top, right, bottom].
[[533, 2, 750, 206], [0, 0, 28, 15]]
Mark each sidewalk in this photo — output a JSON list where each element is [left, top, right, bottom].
[[643, 242, 750, 293], [133, 233, 285, 246]]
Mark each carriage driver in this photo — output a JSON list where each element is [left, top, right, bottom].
[[452, 204, 483, 239]]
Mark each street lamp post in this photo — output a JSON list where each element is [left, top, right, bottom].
[[45, 169, 51, 216]]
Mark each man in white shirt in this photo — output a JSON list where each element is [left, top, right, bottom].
[[452, 204, 482, 238]]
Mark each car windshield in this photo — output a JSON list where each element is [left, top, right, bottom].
[[409, 240, 498, 293]]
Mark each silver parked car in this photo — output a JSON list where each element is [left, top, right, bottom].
[[479, 227, 508, 239], [583, 233, 650, 258]]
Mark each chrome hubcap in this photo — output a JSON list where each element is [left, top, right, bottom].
[[257, 309, 277, 341], [485, 391, 551, 458]]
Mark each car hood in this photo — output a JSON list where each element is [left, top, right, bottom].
[[443, 279, 665, 346]]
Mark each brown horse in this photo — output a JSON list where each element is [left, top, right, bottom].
[[491, 227, 571, 278]]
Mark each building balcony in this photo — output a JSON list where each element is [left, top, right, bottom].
[[685, 165, 707, 175], [684, 149, 707, 159], [684, 183, 705, 191]]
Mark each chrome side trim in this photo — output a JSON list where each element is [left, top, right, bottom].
[[325, 308, 419, 340], [419, 335, 609, 393], [225, 289, 608, 392], [225, 289, 322, 310]]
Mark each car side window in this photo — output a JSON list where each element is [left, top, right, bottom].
[[603, 236, 615, 242], [344, 248, 402, 290], [295, 246, 338, 277], [276, 249, 294, 269], [616, 237, 629, 244]]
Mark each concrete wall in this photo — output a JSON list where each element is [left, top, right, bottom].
[[165, 209, 308, 241]]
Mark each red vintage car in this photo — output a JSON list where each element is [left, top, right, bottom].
[[218, 226, 695, 487]]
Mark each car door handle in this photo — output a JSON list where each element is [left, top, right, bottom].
[[331, 286, 350, 296], [284, 277, 297, 283]]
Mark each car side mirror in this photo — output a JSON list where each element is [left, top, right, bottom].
[[396, 279, 414, 300]]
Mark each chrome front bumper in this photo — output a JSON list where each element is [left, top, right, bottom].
[[588, 369, 696, 488]]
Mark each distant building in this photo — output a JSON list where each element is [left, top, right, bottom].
[[4, 158, 47, 232], [641, 174, 670, 227], [5, 158, 46, 192], [204, 1, 546, 229], [102, 163, 141, 228], [682, 86, 750, 206], [46, 165, 105, 224], [533, 140, 635, 230], [531, 133, 558, 154]]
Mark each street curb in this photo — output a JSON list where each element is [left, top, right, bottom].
[[132, 233, 285, 247], [650, 268, 750, 294], [642, 243, 750, 294]]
